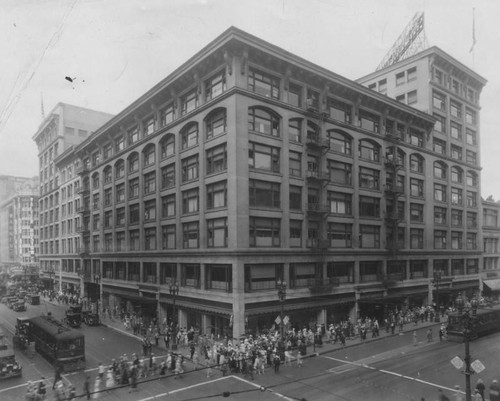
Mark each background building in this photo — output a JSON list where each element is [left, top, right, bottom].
[[0, 176, 39, 273], [481, 197, 500, 297], [33, 103, 113, 294]]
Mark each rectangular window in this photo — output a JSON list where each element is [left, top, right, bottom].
[[434, 207, 447, 225], [433, 138, 446, 155], [160, 104, 175, 127], [182, 222, 199, 248], [289, 219, 302, 247], [144, 200, 156, 221], [329, 191, 351, 215], [161, 164, 175, 189], [378, 79, 387, 94], [450, 122, 462, 140], [116, 183, 125, 203], [207, 218, 228, 247], [360, 225, 380, 248], [432, 91, 446, 111], [450, 100, 462, 119], [434, 230, 447, 249], [466, 191, 477, 207], [451, 231, 463, 250], [410, 203, 424, 222], [289, 151, 302, 177], [205, 71, 226, 100], [359, 196, 380, 218], [145, 227, 157, 250], [359, 167, 379, 190], [358, 109, 380, 133], [116, 231, 125, 252], [410, 228, 424, 249], [144, 117, 155, 136], [128, 127, 139, 145], [207, 181, 227, 209], [328, 98, 352, 124], [451, 209, 463, 227], [206, 110, 226, 139], [161, 194, 176, 218], [116, 207, 125, 226], [182, 188, 199, 214], [407, 67, 417, 82], [181, 155, 199, 182], [467, 233, 477, 250], [248, 108, 279, 137], [249, 179, 280, 208], [466, 129, 476, 146], [433, 113, 446, 134], [181, 89, 198, 115], [451, 187, 462, 205], [466, 150, 477, 165], [467, 211, 477, 228], [407, 90, 417, 105], [129, 204, 140, 224], [161, 225, 176, 249], [288, 83, 302, 107], [248, 142, 280, 173], [129, 229, 140, 251], [465, 108, 477, 125], [410, 178, 424, 197], [248, 69, 280, 99], [328, 160, 352, 185], [328, 223, 352, 248], [408, 128, 424, 147], [249, 217, 281, 247], [181, 124, 198, 149], [104, 210, 112, 228], [434, 184, 447, 202], [115, 136, 125, 152], [289, 119, 302, 143], [104, 188, 112, 207], [129, 178, 139, 199], [206, 144, 227, 174], [396, 71, 405, 86], [144, 171, 156, 194]]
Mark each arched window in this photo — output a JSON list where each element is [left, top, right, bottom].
[[181, 122, 198, 150], [466, 170, 478, 187], [103, 166, 112, 184], [143, 144, 156, 167], [434, 161, 447, 179], [410, 154, 424, 173], [358, 139, 380, 162], [115, 159, 124, 179], [205, 108, 226, 139], [451, 166, 463, 183], [160, 134, 175, 159], [128, 152, 139, 173], [91, 172, 100, 189], [328, 130, 352, 155], [248, 107, 280, 137]]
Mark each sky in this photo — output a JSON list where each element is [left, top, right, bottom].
[[1, 0, 500, 199]]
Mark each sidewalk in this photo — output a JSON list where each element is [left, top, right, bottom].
[[99, 313, 446, 358]]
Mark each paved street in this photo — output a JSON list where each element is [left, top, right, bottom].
[[1, 300, 497, 401]]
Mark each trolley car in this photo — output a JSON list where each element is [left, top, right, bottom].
[[447, 305, 500, 342], [24, 315, 85, 372]]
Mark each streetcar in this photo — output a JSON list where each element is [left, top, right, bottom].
[[446, 304, 500, 342], [25, 315, 85, 372]]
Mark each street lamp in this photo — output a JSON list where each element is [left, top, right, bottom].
[[433, 270, 442, 322], [276, 279, 287, 339], [169, 280, 179, 350], [455, 292, 479, 401]]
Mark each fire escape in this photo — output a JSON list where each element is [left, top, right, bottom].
[[305, 93, 331, 291], [76, 162, 92, 283], [383, 121, 405, 255]]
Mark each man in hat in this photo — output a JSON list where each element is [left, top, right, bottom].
[[490, 380, 500, 401]]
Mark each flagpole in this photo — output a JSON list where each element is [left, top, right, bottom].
[[470, 7, 476, 67]]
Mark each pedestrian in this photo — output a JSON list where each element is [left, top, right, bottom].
[[473, 389, 483, 401], [413, 330, 418, 346], [52, 365, 63, 390], [68, 385, 76, 401], [83, 375, 91, 400], [475, 379, 485, 401], [164, 333, 169, 349], [439, 328, 444, 342], [273, 352, 280, 373], [129, 366, 138, 393], [98, 362, 105, 379], [37, 377, 47, 400], [427, 328, 433, 342], [490, 379, 500, 401], [297, 350, 303, 368]]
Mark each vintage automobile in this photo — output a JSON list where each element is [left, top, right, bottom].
[[0, 330, 22, 379], [13, 301, 26, 312], [26, 294, 40, 305], [82, 310, 100, 326], [6, 296, 18, 309], [64, 305, 82, 328]]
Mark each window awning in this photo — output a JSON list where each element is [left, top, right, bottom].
[[483, 279, 500, 291]]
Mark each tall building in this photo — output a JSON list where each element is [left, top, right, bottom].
[[481, 198, 500, 296], [358, 46, 487, 307], [33, 103, 113, 293], [0, 176, 39, 270], [66, 27, 479, 339]]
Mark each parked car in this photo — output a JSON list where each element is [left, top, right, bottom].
[[12, 302, 26, 312], [82, 310, 100, 326], [26, 294, 40, 305]]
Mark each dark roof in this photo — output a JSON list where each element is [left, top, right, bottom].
[[29, 315, 83, 341]]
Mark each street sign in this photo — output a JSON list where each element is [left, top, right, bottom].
[[283, 316, 289, 325], [451, 356, 464, 370], [471, 360, 485, 374], [275, 316, 281, 325]]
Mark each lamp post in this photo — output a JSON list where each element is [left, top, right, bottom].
[[277, 279, 287, 339], [169, 280, 179, 350], [433, 270, 442, 322], [455, 292, 478, 401]]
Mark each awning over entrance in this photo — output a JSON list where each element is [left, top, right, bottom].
[[483, 279, 500, 291]]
